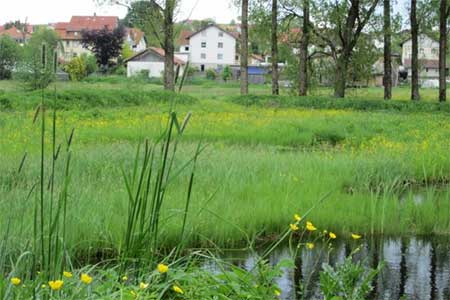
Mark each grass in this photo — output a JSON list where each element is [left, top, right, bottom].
[[0, 79, 450, 257]]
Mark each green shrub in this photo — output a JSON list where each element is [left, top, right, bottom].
[[64, 56, 87, 81], [81, 54, 98, 75], [0, 36, 22, 80], [205, 69, 217, 80], [222, 65, 232, 82]]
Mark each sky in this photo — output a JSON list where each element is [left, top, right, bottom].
[[0, 0, 240, 25]]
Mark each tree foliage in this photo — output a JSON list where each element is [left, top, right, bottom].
[[0, 35, 22, 80], [81, 26, 125, 70]]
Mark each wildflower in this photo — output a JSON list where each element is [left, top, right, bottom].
[[289, 223, 299, 231], [48, 280, 64, 291], [306, 243, 314, 250], [63, 271, 73, 278], [306, 221, 317, 231], [173, 285, 184, 294], [294, 214, 301, 222], [139, 282, 149, 289], [41, 284, 47, 289], [10, 277, 21, 286], [329, 232, 337, 239], [274, 289, 281, 296], [80, 273, 93, 285], [157, 263, 169, 274], [122, 276, 128, 282], [351, 233, 362, 240]]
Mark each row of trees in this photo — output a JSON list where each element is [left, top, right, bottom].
[[245, 0, 449, 101]]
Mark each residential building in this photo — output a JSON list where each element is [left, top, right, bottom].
[[125, 28, 147, 53], [0, 25, 33, 45], [53, 15, 119, 61], [401, 34, 444, 80], [125, 47, 185, 78], [178, 24, 239, 72]]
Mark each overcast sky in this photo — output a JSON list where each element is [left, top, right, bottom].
[[0, 0, 239, 25], [0, 0, 407, 26]]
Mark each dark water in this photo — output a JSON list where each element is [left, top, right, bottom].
[[217, 237, 450, 300]]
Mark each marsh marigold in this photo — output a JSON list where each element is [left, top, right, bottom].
[[351, 233, 362, 240], [306, 221, 317, 231], [48, 280, 64, 291], [289, 223, 299, 231], [80, 273, 93, 285], [10, 277, 21, 286], [157, 263, 169, 274], [63, 271, 73, 278], [294, 214, 301, 222], [173, 285, 184, 294], [329, 232, 337, 239], [306, 243, 314, 249]]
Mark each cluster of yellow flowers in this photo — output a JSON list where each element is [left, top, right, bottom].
[[289, 214, 362, 250], [10, 272, 92, 291]]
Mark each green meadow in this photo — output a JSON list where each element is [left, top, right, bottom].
[[1, 79, 450, 257]]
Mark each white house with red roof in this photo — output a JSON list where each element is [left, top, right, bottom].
[[125, 47, 185, 78]]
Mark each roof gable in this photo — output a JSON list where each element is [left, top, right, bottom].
[[187, 24, 237, 40]]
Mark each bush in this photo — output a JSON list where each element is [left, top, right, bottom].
[[64, 57, 87, 81], [0, 36, 22, 80], [222, 65, 232, 82], [82, 54, 98, 75], [205, 69, 217, 80]]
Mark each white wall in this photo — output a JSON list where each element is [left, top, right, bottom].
[[127, 62, 165, 77], [189, 26, 236, 68], [402, 34, 439, 64]]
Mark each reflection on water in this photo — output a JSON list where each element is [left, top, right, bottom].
[[218, 237, 450, 300]]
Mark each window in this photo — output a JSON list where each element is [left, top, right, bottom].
[[217, 54, 223, 60], [235, 55, 239, 61], [426, 68, 429, 72], [66, 40, 70, 46], [201, 42, 207, 48], [200, 64, 205, 72], [74, 32, 78, 36], [185, 46, 189, 51], [218, 32, 224, 37], [201, 53, 206, 59], [218, 42, 223, 48]]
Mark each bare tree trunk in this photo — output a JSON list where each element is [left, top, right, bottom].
[[384, 0, 392, 100], [439, 0, 447, 102], [411, 0, 420, 101], [299, 0, 309, 96], [334, 55, 349, 98], [163, 0, 175, 91], [271, 0, 279, 95], [240, 0, 249, 95]]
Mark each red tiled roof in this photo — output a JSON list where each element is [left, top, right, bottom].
[[55, 16, 118, 40], [176, 30, 192, 46], [125, 47, 186, 65], [0, 26, 31, 40], [403, 59, 440, 69]]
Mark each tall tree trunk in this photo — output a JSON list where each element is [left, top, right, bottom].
[[334, 55, 349, 98], [383, 0, 392, 100], [163, 0, 175, 91], [439, 0, 447, 102], [299, 0, 309, 96], [240, 0, 249, 95], [271, 0, 279, 95], [411, 0, 420, 101]]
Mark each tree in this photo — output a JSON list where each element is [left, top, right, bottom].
[[81, 25, 125, 71], [0, 35, 22, 80], [299, 0, 309, 96], [311, 0, 380, 98], [411, 0, 420, 100], [16, 28, 60, 90], [439, 0, 448, 102], [222, 65, 232, 82], [271, 0, 279, 95], [241, 0, 249, 95], [383, 0, 392, 100]]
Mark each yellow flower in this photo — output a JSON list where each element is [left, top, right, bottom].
[[130, 290, 137, 298], [48, 280, 64, 291], [306, 221, 317, 231], [139, 282, 149, 289], [63, 271, 73, 278], [351, 233, 362, 240], [41, 284, 47, 289], [289, 223, 299, 231], [157, 263, 169, 274], [294, 214, 301, 222], [329, 232, 337, 239], [306, 243, 314, 249], [274, 289, 281, 296], [80, 273, 93, 285], [173, 285, 184, 294], [11, 277, 21, 286], [122, 275, 128, 282]]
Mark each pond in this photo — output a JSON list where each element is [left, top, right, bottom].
[[215, 236, 450, 300]]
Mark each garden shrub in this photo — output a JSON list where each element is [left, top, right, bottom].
[[65, 57, 87, 81], [205, 69, 217, 80]]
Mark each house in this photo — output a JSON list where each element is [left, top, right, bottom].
[[0, 25, 33, 45], [401, 34, 444, 80], [125, 47, 185, 78], [178, 24, 239, 72], [53, 15, 119, 61], [369, 55, 400, 87], [250, 54, 265, 66], [125, 28, 147, 53]]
